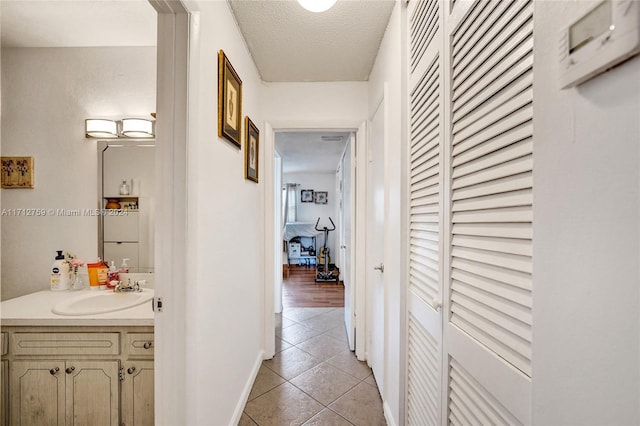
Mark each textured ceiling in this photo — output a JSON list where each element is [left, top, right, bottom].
[[229, 0, 395, 82], [276, 132, 349, 174], [1, 0, 157, 48]]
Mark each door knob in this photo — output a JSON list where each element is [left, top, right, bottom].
[[143, 341, 152, 349], [65, 366, 75, 374], [49, 367, 60, 375], [374, 263, 384, 273], [127, 367, 136, 374]]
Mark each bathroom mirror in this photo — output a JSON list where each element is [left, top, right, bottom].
[[98, 141, 155, 272]]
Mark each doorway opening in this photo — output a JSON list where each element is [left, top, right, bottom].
[[276, 131, 350, 310]]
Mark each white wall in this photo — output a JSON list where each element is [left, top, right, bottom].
[[367, 2, 403, 424], [262, 81, 368, 125], [532, 2, 640, 424], [183, 2, 264, 425], [283, 172, 339, 265], [1, 47, 156, 300]]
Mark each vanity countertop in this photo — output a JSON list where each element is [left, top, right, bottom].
[[1, 290, 154, 326]]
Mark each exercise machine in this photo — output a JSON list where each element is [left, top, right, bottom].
[[315, 217, 340, 283]]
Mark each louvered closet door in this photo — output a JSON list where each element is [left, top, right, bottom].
[[406, 0, 444, 425], [445, 0, 533, 424]]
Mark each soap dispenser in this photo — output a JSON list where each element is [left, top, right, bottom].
[[107, 260, 119, 284], [119, 258, 130, 273], [51, 250, 69, 291]]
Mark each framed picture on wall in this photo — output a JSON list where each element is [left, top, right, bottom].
[[218, 49, 243, 148], [301, 189, 314, 202], [314, 191, 328, 204], [1, 156, 34, 188], [244, 116, 259, 183]]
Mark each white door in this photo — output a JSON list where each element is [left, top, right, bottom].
[[405, 1, 445, 424], [405, 0, 533, 424], [339, 136, 356, 349], [367, 98, 385, 392]]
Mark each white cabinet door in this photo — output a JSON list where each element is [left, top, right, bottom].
[[65, 361, 119, 426], [10, 360, 65, 426], [121, 361, 154, 426], [104, 242, 139, 269], [104, 212, 139, 242]]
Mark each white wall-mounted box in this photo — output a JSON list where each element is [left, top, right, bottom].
[[560, 0, 640, 88]]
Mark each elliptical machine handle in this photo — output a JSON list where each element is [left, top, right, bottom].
[[315, 217, 322, 231], [327, 217, 336, 231]]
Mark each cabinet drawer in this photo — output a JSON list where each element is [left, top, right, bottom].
[[104, 212, 139, 241], [12, 333, 119, 356], [126, 333, 154, 357], [1, 332, 6, 355]]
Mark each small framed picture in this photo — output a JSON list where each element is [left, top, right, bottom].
[[314, 191, 328, 204], [218, 49, 243, 148], [301, 189, 314, 202], [244, 117, 259, 183], [1, 156, 34, 188]]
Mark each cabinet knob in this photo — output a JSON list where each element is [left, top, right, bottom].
[[127, 367, 136, 374], [49, 367, 60, 375], [143, 341, 152, 350], [65, 366, 75, 374]]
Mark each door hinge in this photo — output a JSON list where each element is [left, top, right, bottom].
[[153, 297, 163, 312], [119, 368, 125, 382]]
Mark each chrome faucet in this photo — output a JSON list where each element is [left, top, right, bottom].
[[114, 279, 141, 293]]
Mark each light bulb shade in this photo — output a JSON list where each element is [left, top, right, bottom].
[[85, 119, 118, 138], [121, 118, 154, 138], [297, 0, 337, 13]]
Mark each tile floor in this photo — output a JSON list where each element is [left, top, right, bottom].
[[240, 307, 387, 426]]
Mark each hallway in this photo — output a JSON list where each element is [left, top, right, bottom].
[[240, 307, 386, 425]]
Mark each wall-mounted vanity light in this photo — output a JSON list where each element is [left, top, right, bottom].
[[85, 117, 155, 139], [85, 119, 119, 138], [121, 118, 154, 138]]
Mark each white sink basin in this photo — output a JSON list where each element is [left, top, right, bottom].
[[52, 289, 154, 316]]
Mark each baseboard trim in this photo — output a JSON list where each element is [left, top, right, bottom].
[[383, 401, 398, 426], [230, 350, 264, 425]]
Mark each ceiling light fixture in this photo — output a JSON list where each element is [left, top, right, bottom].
[[121, 118, 154, 138], [297, 0, 337, 13], [85, 119, 118, 138]]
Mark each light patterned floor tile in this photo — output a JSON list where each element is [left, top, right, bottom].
[[263, 346, 321, 380], [290, 362, 360, 405], [329, 382, 386, 426], [244, 382, 323, 426], [302, 409, 354, 426], [248, 365, 286, 401]]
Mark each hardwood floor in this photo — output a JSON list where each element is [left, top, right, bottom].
[[282, 265, 345, 308]]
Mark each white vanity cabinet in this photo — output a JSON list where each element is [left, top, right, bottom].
[[10, 359, 119, 425], [121, 333, 154, 426], [1, 326, 154, 426]]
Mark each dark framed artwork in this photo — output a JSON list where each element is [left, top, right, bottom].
[[244, 117, 259, 183], [301, 189, 314, 202], [218, 50, 243, 147], [1, 156, 34, 188], [314, 191, 328, 204]]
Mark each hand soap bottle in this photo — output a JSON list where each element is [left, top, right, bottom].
[[51, 250, 69, 291], [107, 261, 119, 284], [119, 258, 130, 273]]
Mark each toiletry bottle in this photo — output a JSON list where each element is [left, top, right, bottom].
[[119, 179, 130, 195], [107, 260, 119, 283], [50, 250, 68, 291], [97, 258, 109, 289], [119, 258, 130, 273]]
